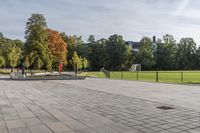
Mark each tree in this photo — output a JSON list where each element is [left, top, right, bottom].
[[0, 38, 11, 66], [24, 56, 30, 69], [62, 34, 85, 70], [195, 46, 200, 69], [0, 56, 5, 67], [44, 51, 53, 71], [0, 32, 3, 38], [155, 34, 177, 70], [13, 39, 24, 48], [0, 34, 23, 69], [8, 46, 22, 72], [70, 52, 82, 74], [176, 38, 197, 70], [81, 57, 88, 70], [136, 37, 154, 70], [47, 29, 67, 70], [24, 13, 52, 70], [106, 34, 132, 70], [88, 35, 95, 43], [87, 37, 108, 70], [35, 58, 43, 70]]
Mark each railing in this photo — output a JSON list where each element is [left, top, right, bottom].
[[82, 71, 200, 83], [110, 71, 200, 83]]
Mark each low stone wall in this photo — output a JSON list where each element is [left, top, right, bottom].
[[12, 76, 86, 80], [11, 72, 86, 80]]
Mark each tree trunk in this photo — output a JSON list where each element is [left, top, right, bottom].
[[75, 64, 78, 76]]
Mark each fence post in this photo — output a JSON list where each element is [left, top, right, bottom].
[[156, 71, 159, 82], [181, 72, 183, 82], [137, 72, 139, 80], [121, 72, 123, 80]]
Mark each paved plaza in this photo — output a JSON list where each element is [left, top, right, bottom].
[[0, 76, 200, 133]]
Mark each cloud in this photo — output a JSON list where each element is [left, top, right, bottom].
[[0, 0, 199, 44], [174, 0, 190, 15]]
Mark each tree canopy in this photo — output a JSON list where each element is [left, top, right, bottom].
[[0, 34, 23, 70], [155, 34, 177, 70], [136, 37, 155, 70], [70, 52, 82, 73], [2, 13, 200, 72], [47, 29, 68, 69], [24, 13, 51, 70]]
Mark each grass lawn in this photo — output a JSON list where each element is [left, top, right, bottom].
[[0, 69, 12, 74], [0, 69, 47, 74], [79, 72, 106, 78], [80, 71, 200, 83]]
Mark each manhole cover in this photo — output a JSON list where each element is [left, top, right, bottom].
[[157, 106, 174, 110]]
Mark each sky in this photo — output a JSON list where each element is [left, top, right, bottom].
[[0, 0, 200, 44]]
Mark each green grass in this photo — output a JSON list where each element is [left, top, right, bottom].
[[80, 71, 200, 84], [0, 69, 12, 74], [79, 72, 106, 78]]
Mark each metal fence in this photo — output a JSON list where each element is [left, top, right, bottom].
[[89, 71, 200, 83]]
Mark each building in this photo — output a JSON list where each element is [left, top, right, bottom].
[[126, 36, 157, 53]]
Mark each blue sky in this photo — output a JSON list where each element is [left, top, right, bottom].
[[0, 0, 200, 43]]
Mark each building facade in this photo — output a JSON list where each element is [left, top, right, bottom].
[[126, 36, 157, 53]]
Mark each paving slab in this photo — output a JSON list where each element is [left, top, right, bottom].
[[55, 78, 200, 110], [28, 125, 53, 133], [0, 76, 200, 132]]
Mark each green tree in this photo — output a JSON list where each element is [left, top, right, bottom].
[[0, 32, 3, 38], [155, 34, 177, 70], [106, 34, 133, 70], [0, 38, 12, 66], [176, 38, 197, 70], [0, 56, 5, 67], [87, 35, 108, 70], [88, 35, 95, 43], [24, 13, 52, 70], [136, 37, 154, 70], [44, 51, 53, 71], [195, 47, 200, 69], [70, 52, 82, 74], [35, 58, 43, 70], [62, 34, 85, 70], [0, 36, 23, 68], [13, 39, 24, 48], [8, 46, 22, 72], [24, 56, 30, 69], [81, 57, 88, 70]]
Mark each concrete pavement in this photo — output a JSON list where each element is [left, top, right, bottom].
[[0, 76, 200, 132]]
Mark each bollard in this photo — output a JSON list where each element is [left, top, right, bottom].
[[156, 71, 159, 82]]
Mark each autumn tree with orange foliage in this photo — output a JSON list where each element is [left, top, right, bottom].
[[47, 29, 68, 70]]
